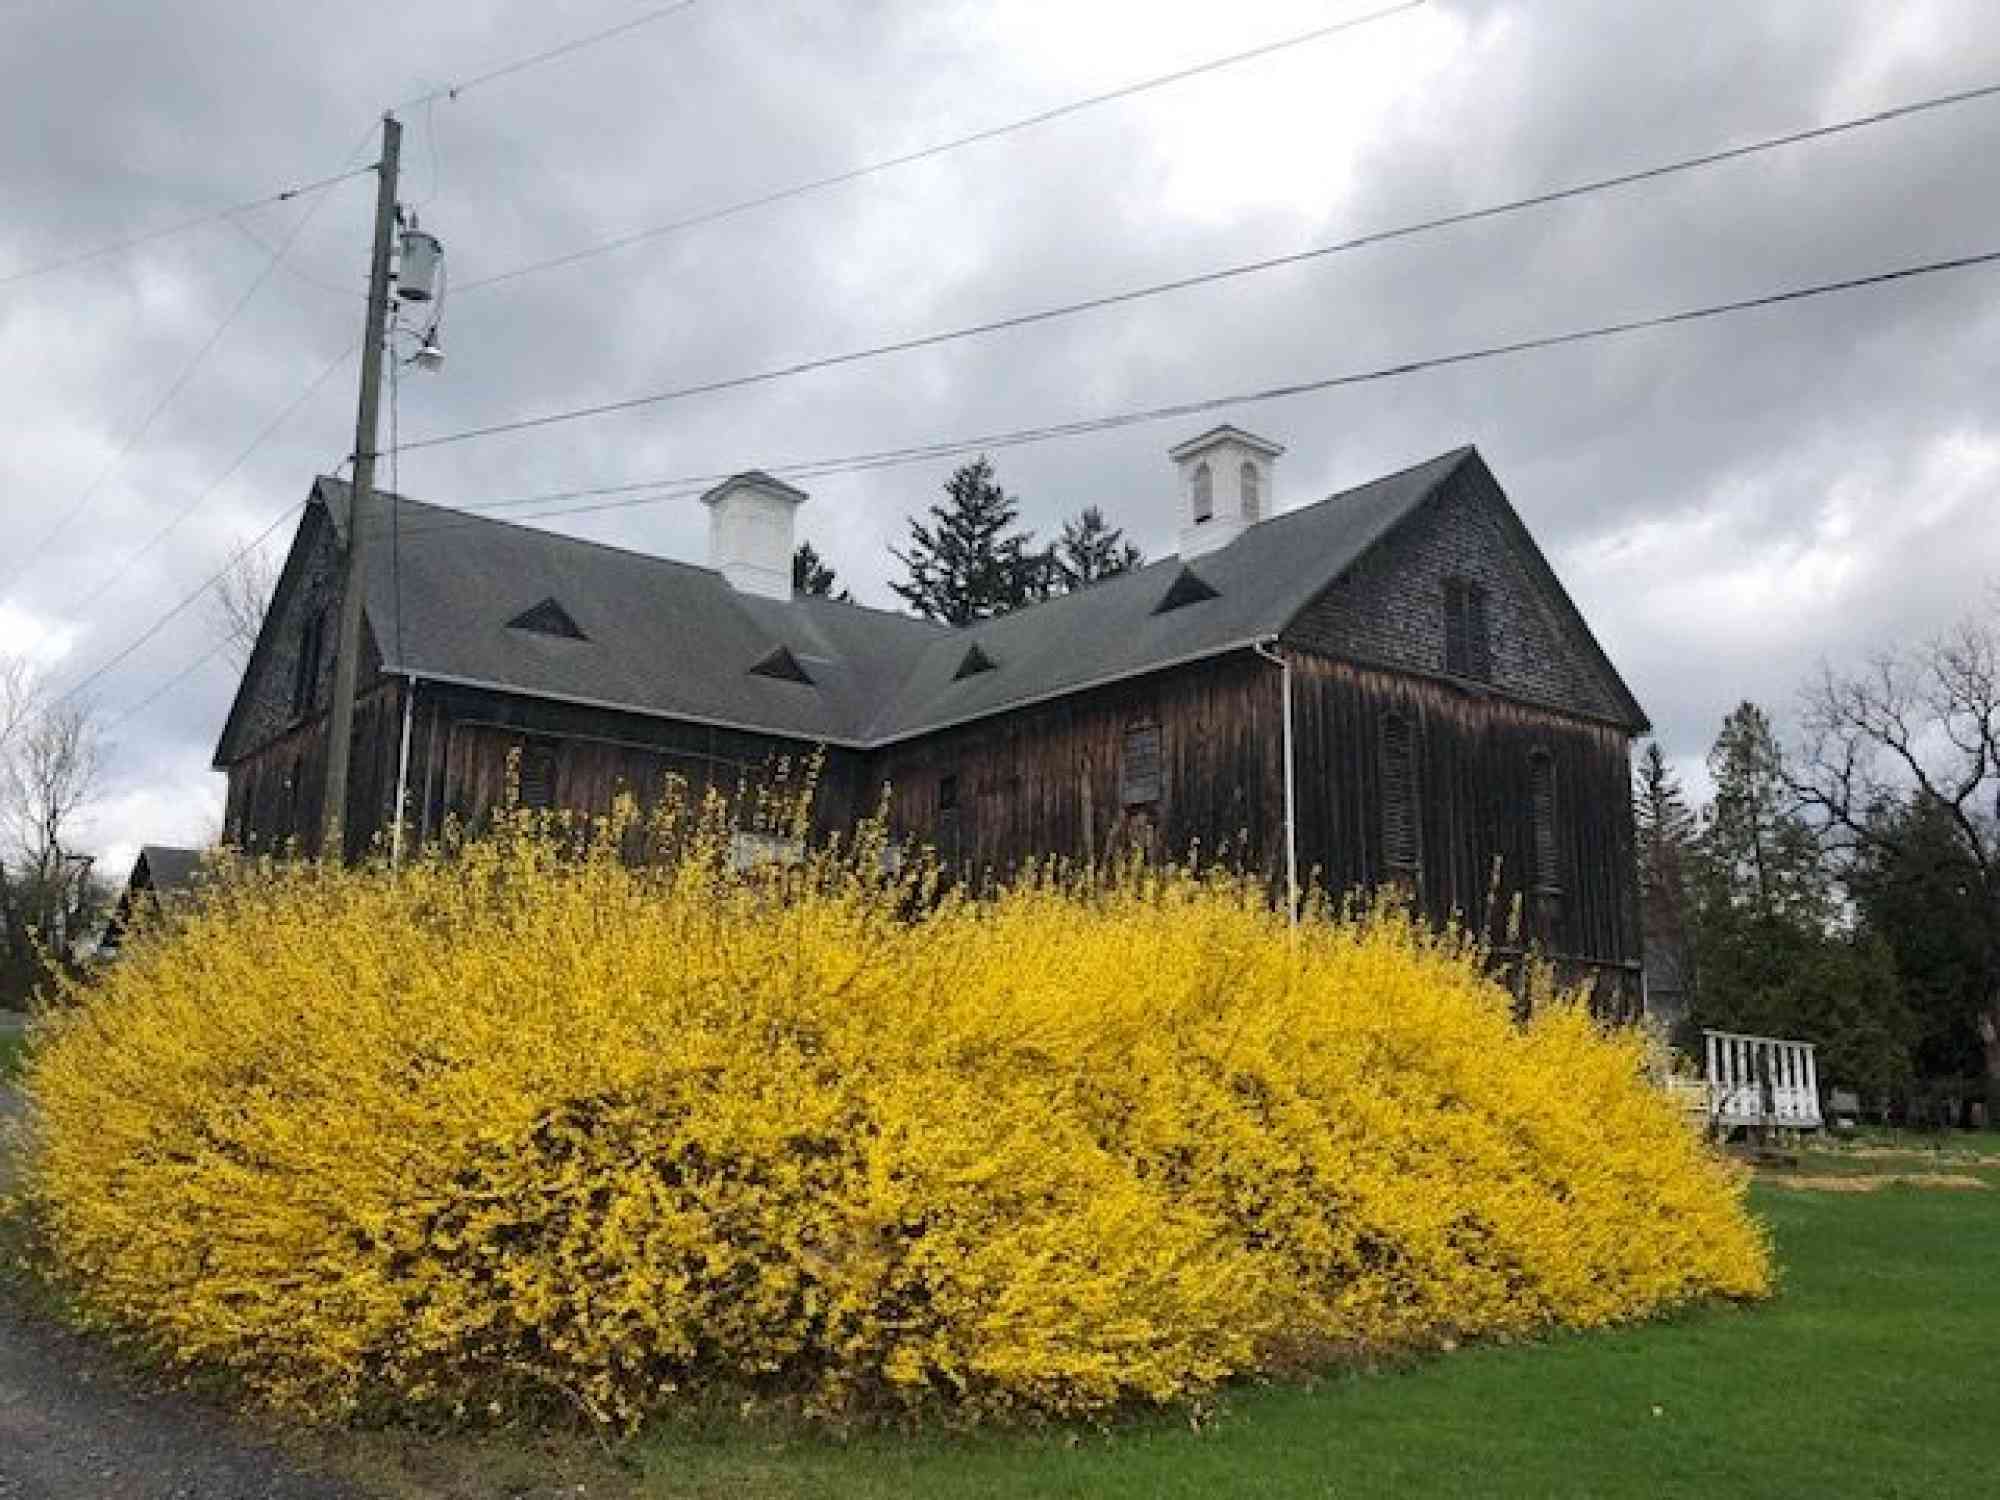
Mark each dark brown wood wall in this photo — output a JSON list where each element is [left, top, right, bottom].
[[223, 679, 405, 860], [1283, 649, 1639, 975], [864, 653, 1285, 881], [395, 682, 868, 843]]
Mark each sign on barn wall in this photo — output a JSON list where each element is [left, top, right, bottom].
[[1121, 723, 1162, 806]]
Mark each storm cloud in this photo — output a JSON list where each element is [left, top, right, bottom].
[[5, 0, 1998, 872]]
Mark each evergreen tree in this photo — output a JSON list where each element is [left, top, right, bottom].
[[1685, 701, 1911, 1097], [791, 541, 848, 601], [1697, 702, 1829, 929], [1848, 795, 1989, 1084], [891, 457, 1047, 625], [1634, 742, 1698, 1025], [1049, 505, 1143, 593]]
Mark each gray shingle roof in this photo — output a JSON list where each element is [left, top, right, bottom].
[[324, 477, 945, 744], [302, 443, 1636, 750], [863, 447, 1475, 740]]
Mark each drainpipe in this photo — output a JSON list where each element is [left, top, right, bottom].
[[391, 672, 418, 867], [1251, 638, 1299, 925]]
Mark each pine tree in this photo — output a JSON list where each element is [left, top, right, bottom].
[[791, 542, 848, 601], [1634, 742, 1698, 1023], [1049, 506, 1143, 593], [1698, 702, 1827, 929], [1683, 702, 1911, 1094], [890, 457, 1047, 625]]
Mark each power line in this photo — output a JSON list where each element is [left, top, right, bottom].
[[0, 122, 376, 601], [70, 342, 359, 614], [383, 244, 2000, 539], [396, 0, 704, 109], [64, 243, 2000, 708], [0, 164, 375, 292], [106, 637, 233, 731], [46, 502, 307, 711], [3, 4, 705, 295], [453, 0, 1426, 297], [406, 76, 2000, 456]]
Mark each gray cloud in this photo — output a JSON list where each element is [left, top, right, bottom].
[[6, 0, 2000, 871]]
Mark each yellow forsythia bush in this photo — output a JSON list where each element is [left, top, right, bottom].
[[17, 801, 1769, 1428]]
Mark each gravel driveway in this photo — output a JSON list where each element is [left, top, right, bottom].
[[0, 1038, 362, 1500], [0, 1301, 364, 1499]]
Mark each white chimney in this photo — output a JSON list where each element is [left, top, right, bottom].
[[1169, 425, 1285, 560], [702, 471, 807, 601]]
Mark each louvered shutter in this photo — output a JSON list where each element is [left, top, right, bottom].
[[519, 743, 559, 811], [1530, 752, 1559, 891], [1382, 714, 1419, 872]]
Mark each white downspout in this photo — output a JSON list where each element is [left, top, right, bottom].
[[391, 672, 418, 867], [1252, 639, 1299, 925]]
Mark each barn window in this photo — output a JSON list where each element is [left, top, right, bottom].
[[518, 740, 559, 811], [292, 607, 326, 718], [1530, 750, 1560, 892], [1240, 461, 1261, 521], [1443, 577, 1492, 682], [938, 773, 959, 813], [1381, 713, 1420, 874], [1121, 722, 1163, 806], [1191, 462, 1213, 523]]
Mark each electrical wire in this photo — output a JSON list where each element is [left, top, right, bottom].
[[408, 76, 2000, 456], [61, 243, 2000, 709], [453, 0, 1426, 297], [5, 2, 702, 295], [0, 164, 375, 291], [0, 121, 377, 600], [223, 214, 359, 301], [395, 0, 704, 109], [106, 637, 234, 731], [69, 342, 359, 614], [374, 243, 2000, 540], [389, 320, 405, 664], [45, 500, 308, 711]]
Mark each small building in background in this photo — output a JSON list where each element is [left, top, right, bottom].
[[98, 845, 205, 957]]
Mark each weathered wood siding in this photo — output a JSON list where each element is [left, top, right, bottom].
[[864, 653, 1285, 881], [223, 679, 404, 860], [1283, 452, 1636, 726], [397, 682, 868, 843], [1282, 649, 1639, 984]]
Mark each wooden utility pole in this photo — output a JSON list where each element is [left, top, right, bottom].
[[321, 112, 401, 856]]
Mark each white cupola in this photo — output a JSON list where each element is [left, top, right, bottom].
[[1169, 425, 1285, 560], [702, 471, 807, 601]]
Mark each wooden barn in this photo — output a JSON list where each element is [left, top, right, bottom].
[[214, 428, 1650, 1010]]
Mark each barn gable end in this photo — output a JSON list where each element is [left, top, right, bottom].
[[1280, 452, 1645, 731]]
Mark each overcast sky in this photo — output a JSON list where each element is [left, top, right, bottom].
[[5, 0, 1999, 878]]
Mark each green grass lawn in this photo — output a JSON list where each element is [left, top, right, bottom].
[[0, 1029, 25, 1081], [601, 1156, 2000, 1500]]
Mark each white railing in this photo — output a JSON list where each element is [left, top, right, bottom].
[[1703, 1030, 1823, 1130]]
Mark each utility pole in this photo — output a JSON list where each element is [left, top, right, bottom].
[[321, 112, 401, 857]]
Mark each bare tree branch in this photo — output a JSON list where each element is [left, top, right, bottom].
[[208, 546, 280, 674]]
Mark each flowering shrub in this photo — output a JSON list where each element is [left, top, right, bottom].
[[17, 802, 1768, 1428]]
